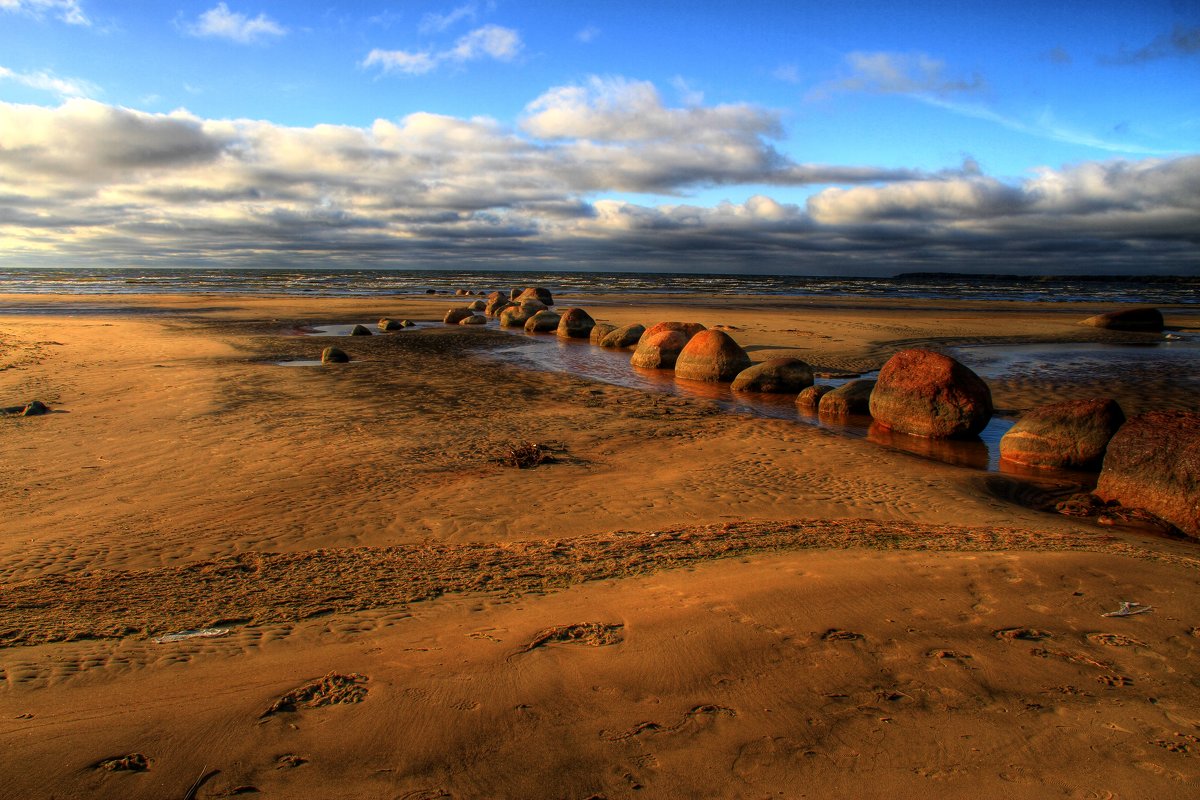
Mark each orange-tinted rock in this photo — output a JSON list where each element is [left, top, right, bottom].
[[796, 384, 833, 412], [674, 330, 752, 382], [630, 330, 688, 369], [517, 286, 554, 306], [321, 346, 349, 364], [459, 314, 487, 325], [1080, 307, 1163, 332], [486, 298, 514, 317], [601, 323, 645, 349], [443, 307, 474, 325], [819, 380, 875, 417], [557, 308, 596, 339], [378, 318, 403, 331], [524, 310, 561, 333], [1095, 411, 1200, 538], [498, 306, 534, 328], [641, 321, 706, 343], [731, 358, 814, 393], [467, 299, 486, 311], [869, 349, 992, 438], [1000, 399, 1125, 470], [590, 322, 617, 345]]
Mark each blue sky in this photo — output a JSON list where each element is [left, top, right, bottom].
[[1, 0, 1198, 273]]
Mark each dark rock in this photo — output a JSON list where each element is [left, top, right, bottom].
[[1080, 307, 1164, 332], [321, 347, 349, 364], [731, 358, 814, 393], [459, 314, 488, 325], [590, 323, 617, 345], [819, 380, 876, 417], [796, 385, 833, 412], [674, 330, 752, 382], [499, 305, 535, 328], [600, 323, 646, 349], [378, 318, 403, 331], [1000, 399, 1126, 470], [557, 308, 595, 339], [486, 299, 515, 317], [443, 307, 475, 325], [1095, 410, 1200, 538], [630, 330, 688, 369], [517, 286, 554, 306], [468, 299, 486, 311], [524, 310, 561, 333], [21, 400, 50, 416], [349, 324, 372, 336], [869, 349, 992, 438], [424, 289, 437, 294]]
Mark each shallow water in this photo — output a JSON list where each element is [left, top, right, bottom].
[[948, 339, 1200, 382]]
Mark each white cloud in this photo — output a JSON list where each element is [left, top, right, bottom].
[[772, 64, 801, 84], [0, 65, 98, 98], [0, 0, 88, 25], [575, 25, 600, 43], [419, 3, 477, 35], [186, 3, 286, 44], [364, 24, 522, 75], [814, 51, 984, 99]]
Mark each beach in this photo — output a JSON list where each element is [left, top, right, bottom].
[[1, 291, 1198, 799]]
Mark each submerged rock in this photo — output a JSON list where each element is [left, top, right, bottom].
[[589, 322, 617, 345], [499, 306, 535, 328], [869, 349, 992, 438], [1000, 399, 1125, 470], [459, 314, 488, 325], [630, 330, 688, 369], [524, 309, 562, 333], [349, 324, 372, 336], [557, 308, 596, 339], [1095, 410, 1200, 538], [674, 330, 752, 382], [443, 307, 474, 325], [796, 385, 833, 412], [378, 318, 403, 331], [321, 347, 350, 364], [819, 380, 876, 417], [601, 323, 646, 349], [1080, 307, 1164, 332], [731, 358, 814, 393]]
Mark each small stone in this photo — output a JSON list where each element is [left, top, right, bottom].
[[349, 324, 372, 336], [321, 347, 350, 364], [819, 380, 876, 417]]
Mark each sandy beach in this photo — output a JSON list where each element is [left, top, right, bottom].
[[1, 292, 1198, 799]]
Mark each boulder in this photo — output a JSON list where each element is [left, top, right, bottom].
[[601, 323, 646, 349], [349, 324, 372, 336], [1096, 411, 1200, 538], [499, 306, 535, 328], [378, 318, 404, 331], [796, 384, 833, 412], [321, 346, 350, 364], [443, 307, 474, 325], [398, 319, 416, 328], [459, 314, 488, 325], [508, 288, 523, 301], [21, 400, 50, 416], [424, 289, 437, 294], [486, 299, 514, 317], [1000, 399, 1126, 470], [641, 321, 706, 343], [590, 322, 617, 345], [819, 380, 876, 417], [630, 330, 689, 369], [674, 330, 752, 382], [524, 310, 561, 333], [731, 358, 814, 393], [455, 289, 470, 296], [557, 308, 596, 339], [1080, 307, 1163, 332], [487, 290, 506, 304], [468, 299, 486, 311], [869, 349, 993, 438], [518, 298, 548, 313], [517, 286, 554, 306]]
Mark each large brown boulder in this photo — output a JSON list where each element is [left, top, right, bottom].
[[1095, 411, 1200, 538], [601, 323, 645, 349], [869, 349, 992, 438], [796, 384, 833, 412], [350, 324, 372, 336], [499, 306, 535, 328], [508, 288, 523, 301], [1000, 399, 1126, 470], [590, 322, 617, 345], [641, 321, 705, 343], [630, 330, 688, 369], [1080, 307, 1164, 332], [467, 299, 486, 311], [378, 318, 404, 331], [557, 308, 596, 339], [819, 380, 876, 417], [459, 314, 487, 325], [731, 358, 814, 393], [524, 310, 561, 333], [674, 330, 751, 382], [486, 298, 514, 317], [443, 307, 474, 325], [517, 287, 554, 306], [321, 346, 350, 364]]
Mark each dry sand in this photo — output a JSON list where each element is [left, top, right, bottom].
[[1, 292, 1197, 798]]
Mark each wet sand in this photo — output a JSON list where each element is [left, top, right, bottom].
[[1, 292, 1197, 798]]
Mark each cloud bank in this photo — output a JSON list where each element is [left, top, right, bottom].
[[0, 79, 1196, 274], [364, 24, 522, 75], [0, 0, 87, 25]]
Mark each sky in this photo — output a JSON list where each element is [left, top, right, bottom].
[[1, 0, 1198, 275]]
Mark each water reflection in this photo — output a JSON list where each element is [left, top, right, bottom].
[[868, 423, 991, 470]]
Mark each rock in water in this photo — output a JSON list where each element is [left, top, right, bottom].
[[321, 347, 349, 364], [443, 307, 474, 325], [1080, 307, 1164, 332], [869, 349, 992, 438], [350, 324, 372, 336], [524, 310, 561, 333], [601, 323, 646, 349], [486, 299, 514, 317], [378, 318, 403, 331], [732, 358, 814, 393], [459, 314, 487, 325], [674, 330, 752, 382], [590, 323, 617, 345], [557, 308, 596, 339], [640, 321, 706, 343], [517, 286, 554, 306], [796, 385, 833, 412], [1000, 399, 1125, 470], [499, 306, 535, 328], [468, 299, 486, 311], [630, 330, 688, 369], [1095, 410, 1200, 538], [819, 380, 876, 416]]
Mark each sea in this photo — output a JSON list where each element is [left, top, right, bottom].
[[0, 267, 1197, 304]]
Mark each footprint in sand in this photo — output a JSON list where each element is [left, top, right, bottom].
[[600, 704, 736, 742], [1097, 674, 1133, 687], [94, 753, 149, 772], [509, 622, 623, 658], [993, 627, 1051, 641], [821, 629, 863, 641], [1086, 632, 1148, 648], [261, 672, 368, 718]]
